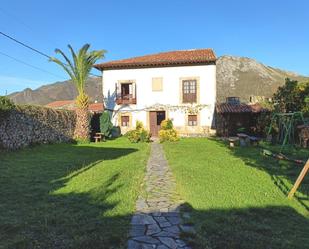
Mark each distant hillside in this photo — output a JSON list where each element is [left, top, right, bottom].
[[216, 56, 309, 102], [8, 77, 102, 105], [8, 56, 309, 105]]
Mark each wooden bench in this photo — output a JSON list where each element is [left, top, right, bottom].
[[94, 132, 105, 143]]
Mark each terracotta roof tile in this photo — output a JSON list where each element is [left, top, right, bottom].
[[46, 100, 104, 113], [45, 100, 74, 108], [94, 49, 216, 70], [88, 103, 104, 112], [216, 103, 268, 114]]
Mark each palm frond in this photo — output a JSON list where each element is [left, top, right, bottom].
[[49, 56, 76, 81], [50, 44, 105, 97]]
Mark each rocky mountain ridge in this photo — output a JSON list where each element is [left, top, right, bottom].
[[8, 56, 309, 105]]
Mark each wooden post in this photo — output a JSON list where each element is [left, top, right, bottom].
[[288, 159, 309, 199]]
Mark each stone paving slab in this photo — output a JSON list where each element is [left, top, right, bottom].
[[128, 142, 193, 249]]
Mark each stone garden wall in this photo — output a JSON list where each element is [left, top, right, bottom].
[[0, 105, 76, 150]]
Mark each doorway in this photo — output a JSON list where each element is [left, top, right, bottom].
[[149, 111, 166, 137]]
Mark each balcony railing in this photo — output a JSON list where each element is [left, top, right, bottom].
[[116, 94, 137, 105]]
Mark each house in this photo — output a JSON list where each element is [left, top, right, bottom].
[[45, 100, 104, 113], [216, 97, 269, 136], [94, 49, 216, 136]]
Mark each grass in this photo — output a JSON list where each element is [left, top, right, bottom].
[[163, 138, 309, 249], [0, 137, 149, 249]]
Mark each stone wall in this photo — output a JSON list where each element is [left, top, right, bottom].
[[0, 105, 76, 150]]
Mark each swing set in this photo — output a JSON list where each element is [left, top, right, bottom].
[[265, 112, 308, 199], [267, 112, 305, 151]]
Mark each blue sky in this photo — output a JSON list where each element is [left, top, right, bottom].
[[0, 0, 308, 95]]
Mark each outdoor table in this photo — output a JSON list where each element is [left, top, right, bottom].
[[94, 132, 105, 142], [228, 137, 239, 147], [237, 133, 249, 147]]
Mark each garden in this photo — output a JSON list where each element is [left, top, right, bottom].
[[164, 138, 309, 249], [0, 138, 149, 248], [1, 45, 308, 248]]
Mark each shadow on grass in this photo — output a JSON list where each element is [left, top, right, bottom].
[[211, 138, 309, 211], [128, 202, 309, 249], [182, 203, 309, 249], [0, 143, 139, 249]]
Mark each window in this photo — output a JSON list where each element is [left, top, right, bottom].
[[226, 97, 240, 105], [152, 77, 163, 91], [182, 80, 197, 103], [120, 83, 132, 99], [188, 115, 197, 126], [116, 82, 136, 104], [121, 116, 129, 127]]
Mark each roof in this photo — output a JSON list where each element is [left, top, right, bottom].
[[94, 49, 216, 70], [45, 100, 74, 108], [216, 103, 268, 114], [45, 100, 104, 113], [88, 103, 104, 112]]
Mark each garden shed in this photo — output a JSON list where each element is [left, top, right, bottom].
[[216, 101, 268, 136]]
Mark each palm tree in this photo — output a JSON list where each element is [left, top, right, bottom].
[[50, 44, 105, 140]]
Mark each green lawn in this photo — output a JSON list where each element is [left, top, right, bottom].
[[0, 138, 149, 249], [163, 138, 309, 249]]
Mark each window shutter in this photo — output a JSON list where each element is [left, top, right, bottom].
[[116, 82, 121, 96], [132, 83, 136, 98], [129, 84, 133, 95]]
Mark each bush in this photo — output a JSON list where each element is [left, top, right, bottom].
[[0, 96, 15, 114], [159, 119, 179, 142], [159, 129, 179, 142], [126, 121, 151, 143], [111, 126, 121, 138], [100, 111, 113, 138], [136, 120, 143, 130], [161, 119, 173, 130]]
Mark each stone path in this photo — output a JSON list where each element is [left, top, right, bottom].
[[128, 142, 193, 249]]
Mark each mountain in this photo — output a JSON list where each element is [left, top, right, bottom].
[[216, 56, 308, 102], [8, 77, 103, 105], [8, 56, 309, 105]]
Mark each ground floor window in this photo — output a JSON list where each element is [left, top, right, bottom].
[[121, 115, 130, 127], [188, 115, 197, 126]]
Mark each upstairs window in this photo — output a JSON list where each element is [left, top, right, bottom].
[[182, 80, 197, 103], [116, 81, 136, 105], [120, 83, 132, 99], [188, 115, 197, 126], [121, 116, 130, 127]]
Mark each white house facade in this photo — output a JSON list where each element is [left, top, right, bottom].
[[94, 49, 216, 137]]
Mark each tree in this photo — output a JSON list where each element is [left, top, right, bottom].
[[273, 78, 309, 115], [50, 44, 106, 140], [99, 111, 113, 138]]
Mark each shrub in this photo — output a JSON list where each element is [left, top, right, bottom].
[[0, 96, 15, 116], [111, 126, 121, 138], [159, 129, 178, 142], [136, 120, 144, 130], [139, 129, 151, 142], [161, 119, 173, 130], [126, 121, 151, 143], [159, 119, 179, 142], [100, 111, 113, 138]]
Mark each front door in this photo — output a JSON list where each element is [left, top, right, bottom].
[[149, 111, 166, 137]]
